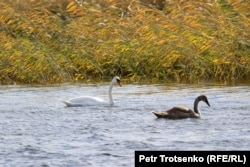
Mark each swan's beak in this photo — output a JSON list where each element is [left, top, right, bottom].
[[117, 81, 122, 87], [117, 82, 122, 87], [206, 100, 210, 107]]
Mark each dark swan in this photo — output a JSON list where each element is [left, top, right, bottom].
[[152, 95, 210, 119]]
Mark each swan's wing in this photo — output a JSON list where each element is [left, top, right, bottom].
[[170, 106, 191, 113], [167, 106, 193, 118], [153, 106, 192, 119], [63, 96, 107, 107]]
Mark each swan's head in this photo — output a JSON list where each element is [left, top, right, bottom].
[[198, 95, 210, 106], [112, 76, 122, 87]]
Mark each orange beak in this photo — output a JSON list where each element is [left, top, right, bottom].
[[117, 80, 122, 87]]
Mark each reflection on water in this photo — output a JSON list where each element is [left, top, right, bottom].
[[0, 82, 250, 166]]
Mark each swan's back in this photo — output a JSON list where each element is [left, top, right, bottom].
[[153, 106, 197, 119], [63, 96, 107, 107]]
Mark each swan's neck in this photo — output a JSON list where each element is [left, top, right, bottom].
[[108, 83, 114, 105], [193, 98, 200, 115]]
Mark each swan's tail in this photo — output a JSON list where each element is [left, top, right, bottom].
[[152, 111, 169, 118], [62, 101, 72, 107], [62, 101, 83, 107]]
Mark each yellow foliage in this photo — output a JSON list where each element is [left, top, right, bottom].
[[0, 0, 249, 84]]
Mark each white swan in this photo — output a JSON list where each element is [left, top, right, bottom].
[[63, 76, 122, 107]]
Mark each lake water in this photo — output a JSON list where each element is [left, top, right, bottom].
[[0, 82, 250, 166]]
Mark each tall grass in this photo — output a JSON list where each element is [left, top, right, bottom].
[[0, 0, 249, 84]]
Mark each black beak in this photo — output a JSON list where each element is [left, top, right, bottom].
[[206, 100, 210, 107]]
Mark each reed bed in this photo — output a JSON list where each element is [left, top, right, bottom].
[[0, 0, 249, 84]]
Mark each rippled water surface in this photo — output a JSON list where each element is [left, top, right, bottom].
[[0, 82, 250, 166]]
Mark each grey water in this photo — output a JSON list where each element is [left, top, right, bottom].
[[0, 82, 249, 166]]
